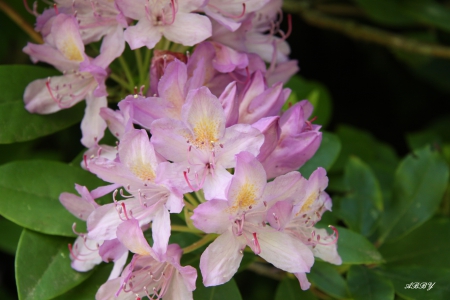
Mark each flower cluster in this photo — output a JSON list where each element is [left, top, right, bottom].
[[24, 0, 341, 299]]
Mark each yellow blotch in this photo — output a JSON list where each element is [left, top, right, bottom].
[[60, 37, 84, 61], [297, 191, 318, 215], [129, 161, 156, 182], [229, 182, 257, 213], [191, 117, 219, 148]]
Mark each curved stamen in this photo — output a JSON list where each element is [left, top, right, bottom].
[[252, 232, 261, 254]]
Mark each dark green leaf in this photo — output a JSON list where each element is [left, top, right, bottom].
[[300, 132, 341, 178], [337, 227, 384, 264], [284, 75, 332, 128], [379, 146, 449, 243], [308, 261, 349, 299], [15, 230, 92, 300], [52, 263, 114, 300], [352, 0, 415, 26], [0, 217, 23, 255], [374, 265, 449, 300], [0, 160, 107, 237], [194, 278, 242, 300], [0, 101, 84, 144], [379, 217, 450, 269], [406, 129, 442, 151], [403, 1, 450, 33], [338, 157, 383, 236], [0, 65, 58, 102], [275, 277, 317, 300], [347, 265, 394, 300]]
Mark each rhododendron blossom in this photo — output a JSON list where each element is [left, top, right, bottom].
[[19, 0, 341, 298]]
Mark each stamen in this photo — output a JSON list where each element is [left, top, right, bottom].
[[183, 171, 196, 191], [23, 0, 38, 16], [252, 232, 261, 254], [53, 3, 59, 14], [83, 155, 89, 170], [280, 14, 292, 40]]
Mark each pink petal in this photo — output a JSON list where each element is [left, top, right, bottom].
[[257, 228, 314, 273], [81, 94, 107, 148], [117, 219, 155, 257], [124, 18, 162, 49], [163, 13, 211, 46], [200, 230, 245, 286], [191, 199, 230, 234]]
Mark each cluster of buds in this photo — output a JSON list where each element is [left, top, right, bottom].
[[24, 0, 341, 299]]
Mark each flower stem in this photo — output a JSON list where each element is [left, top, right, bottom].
[[0, 0, 43, 44], [118, 55, 135, 92], [184, 193, 199, 207], [171, 225, 202, 234], [182, 234, 217, 254], [109, 73, 131, 89], [135, 48, 145, 86]]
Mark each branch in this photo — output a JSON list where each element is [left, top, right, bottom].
[[283, 2, 450, 59], [0, 0, 43, 44]]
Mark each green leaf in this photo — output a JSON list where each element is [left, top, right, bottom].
[[194, 278, 242, 300], [0, 100, 84, 144], [0, 65, 84, 144], [374, 265, 450, 300], [52, 263, 114, 300], [300, 132, 341, 178], [284, 75, 332, 128], [337, 227, 384, 265], [15, 230, 92, 300], [0, 217, 23, 255], [0, 160, 107, 237], [352, 0, 415, 26], [379, 146, 449, 243], [0, 65, 58, 102], [406, 129, 442, 151], [308, 261, 350, 299], [379, 217, 450, 269], [402, 0, 450, 33], [275, 277, 317, 300], [347, 265, 394, 300], [338, 157, 383, 236]]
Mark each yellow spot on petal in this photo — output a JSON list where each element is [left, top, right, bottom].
[[228, 182, 257, 213], [297, 191, 318, 215], [191, 117, 220, 149], [60, 37, 84, 61], [129, 161, 156, 182]]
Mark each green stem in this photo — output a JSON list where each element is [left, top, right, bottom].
[[135, 48, 144, 86], [142, 48, 152, 90], [184, 193, 199, 207], [109, 73, 130, 89], [183, 200, 195, 212], [171, 225, 202, 234], [118, 55, 135, 91], [182, 234, 217, 254]]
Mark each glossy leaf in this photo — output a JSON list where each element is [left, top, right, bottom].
[[406, 129, 441, 151], [347, 265, 394, 300], [275, 277, 317, 300], [0, 65, 58, 102], [379, 146, 449, 243], [374, 265, 450, 300], [0, 160, 106, 237], [308, 261, 349, 299], [194, 278, 242, 300], [15, 230, 92, 300], [0, 217, 23, 255], [337, 227, 384, 265], [0, 99, 84, 144], [0, 65, 84, 144], [352, 0, 415, 26], [52, 263, 113, 300], [338, 157, 383, 236], [379, 217, 450, 269], [284, 75, 332, 128], [300, 132, 341, 178], [403, 1, 450, 33]]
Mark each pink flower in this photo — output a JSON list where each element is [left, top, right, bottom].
[[191, 152, 314, 286], [150, 87, 264, 200], [96, 222, 197, 300], [116, 0, 212, 49]]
